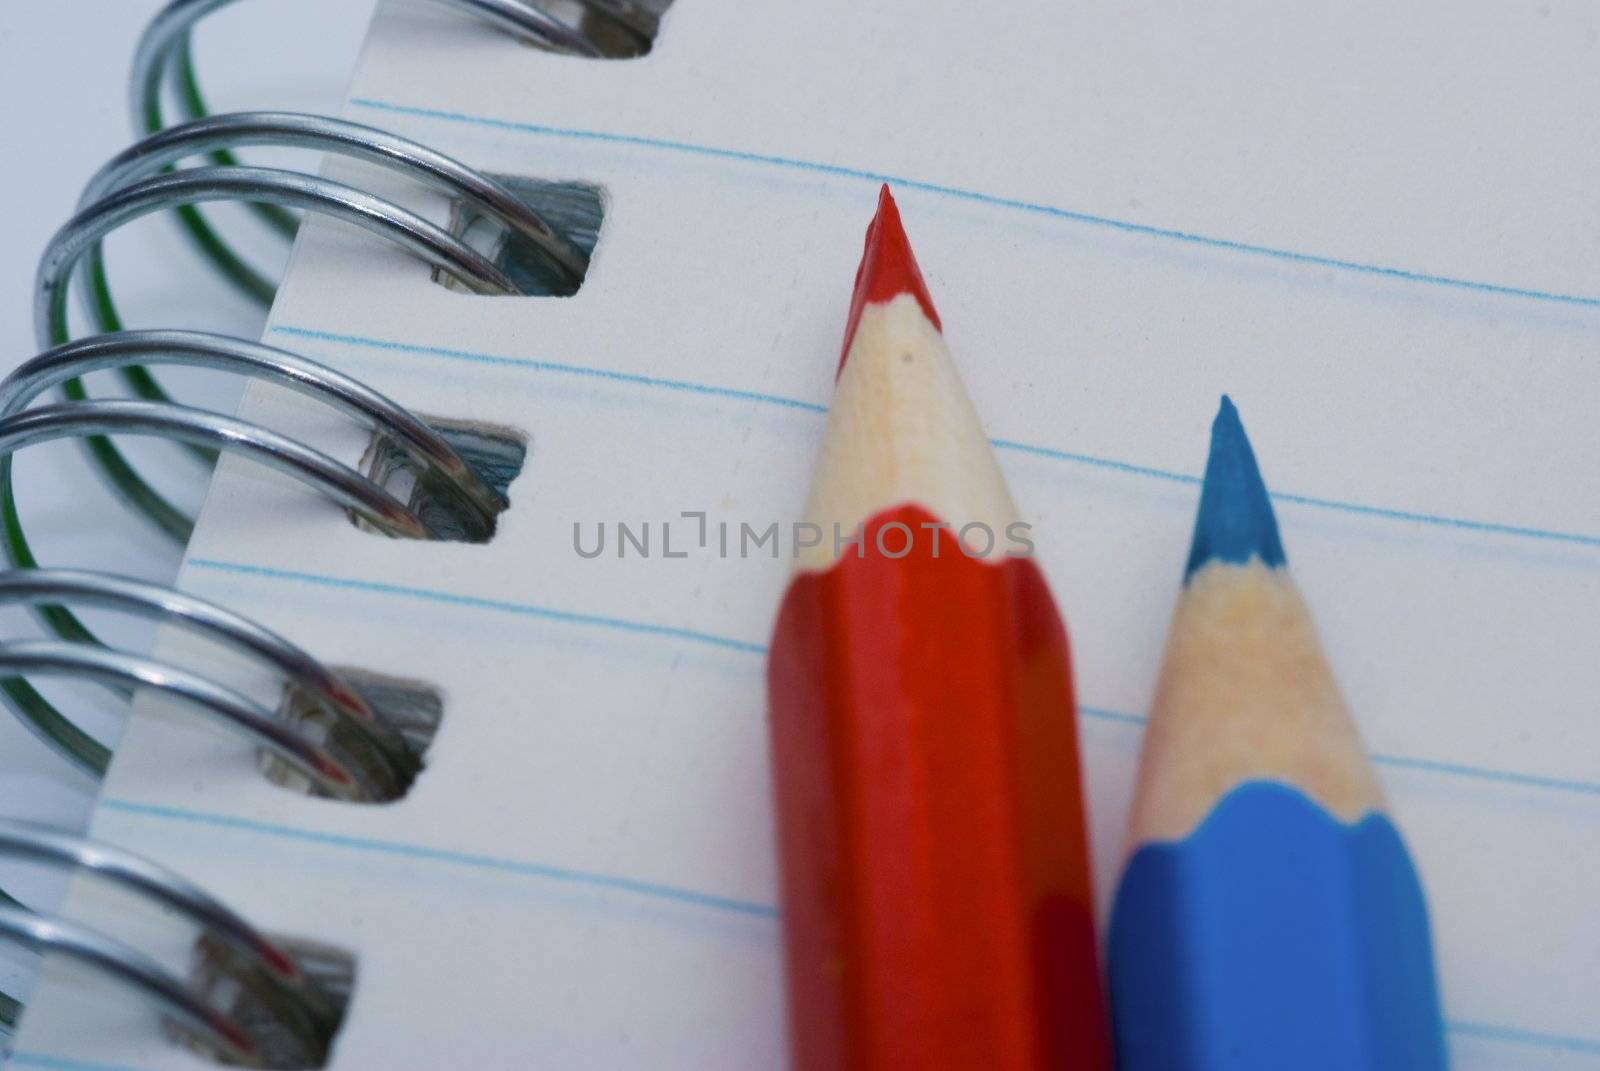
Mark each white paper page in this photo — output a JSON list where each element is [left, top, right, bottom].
[[13, 1, 1599, 1068]]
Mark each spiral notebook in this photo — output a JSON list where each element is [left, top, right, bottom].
[[11, 0, 1599, 1068]]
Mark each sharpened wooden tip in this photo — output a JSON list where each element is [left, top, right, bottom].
[[1185, 396, 1286, 580], [839, 185, 942, 372]]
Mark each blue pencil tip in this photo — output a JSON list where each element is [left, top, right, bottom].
[[1184, 396, 1286, 580]]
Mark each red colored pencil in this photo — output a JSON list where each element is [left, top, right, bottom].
[[766, 186, 1109, 1070]]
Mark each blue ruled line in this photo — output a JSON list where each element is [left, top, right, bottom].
[[1446, 1019, 1600, 1055], [10, 1056, 158, 1071], [189, 558, 1599, 799], [13, 1021, 1600, 1069], [1078, 704, 1149, 727], [348, 97, 1600, 311], [98, 798, 777, 920], [13, 1017, 1600, 1069], [1078, 706, 1600, 797], [272, 326, 826, 415], [272, 324, 1600, 551], [186, 557, 764, 656], [78, 803, 1600, 1063], [1369, 753, 1600, 798]]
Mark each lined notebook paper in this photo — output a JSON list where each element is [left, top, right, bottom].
[[14, 0, 1598, 1067]]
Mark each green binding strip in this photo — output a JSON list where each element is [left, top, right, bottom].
[[71, 32, 299, 543], [0, 888, 55, 1037], [0, 448, 115, 776], [0, 40, 284, 1032], [0, 259, 114, 771], [0, 986, 18, 1036], [3, 35, 299, 772], [149, 35, 297, 306], [0, 266, 169, 774]]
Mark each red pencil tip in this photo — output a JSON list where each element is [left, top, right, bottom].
[[838, 185, 942, 374]]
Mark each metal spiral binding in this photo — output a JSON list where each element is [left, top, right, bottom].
[[85, 111, 590, 288], [0, 326, 510, 789], [10, 67, 603, 782], [114, 0, 641, 318], [135, 0, 662, 90], [25, 111, 580, 567], [0, 818, 346, 1066], [0, 0, 635, 1059], [0, 569, 421, 799]]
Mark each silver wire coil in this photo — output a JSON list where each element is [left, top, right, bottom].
[[0, 907, 264, 1063], [3, 330, 505, 539], [2, 641, 374, 800], [0, 819, 337, 1067], [80, 110, 588, 293], [134, 0, 654, 95], [8, 5, 572, 794], [0, 569, 419, 800], [38, 164, 520, 342], [2, 400, 437, 542]]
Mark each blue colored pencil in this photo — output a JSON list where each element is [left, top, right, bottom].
[[1108, 397, 1447, 1070]]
